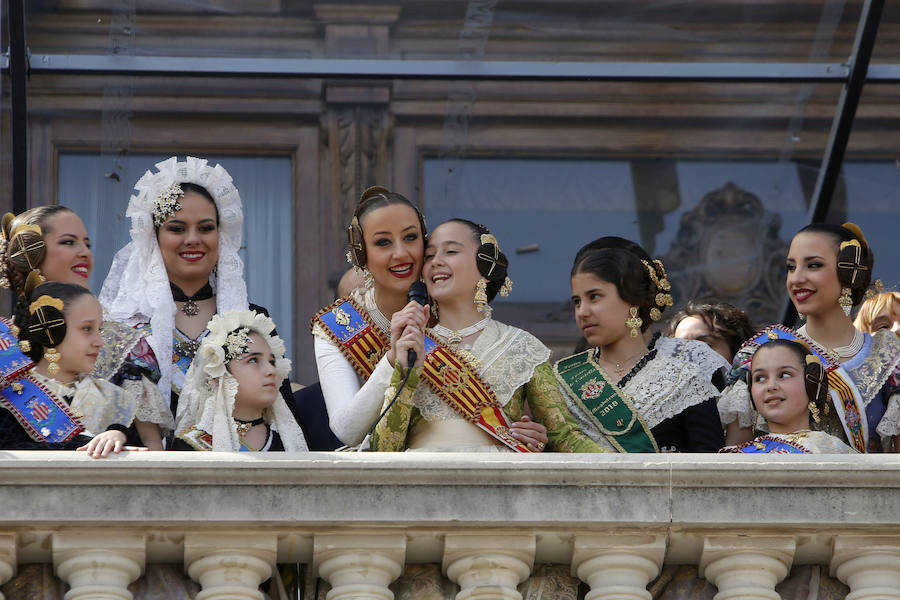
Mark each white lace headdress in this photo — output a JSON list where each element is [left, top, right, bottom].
[[175, 309, 307, 452], [98, 156, 248, 407]]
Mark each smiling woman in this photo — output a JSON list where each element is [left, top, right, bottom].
[[99, 156, 300, 448]]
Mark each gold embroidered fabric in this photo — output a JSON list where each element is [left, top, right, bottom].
[[92, 320, 147, 380]]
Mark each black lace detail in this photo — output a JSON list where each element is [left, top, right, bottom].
[[616, 332, 660, 387]]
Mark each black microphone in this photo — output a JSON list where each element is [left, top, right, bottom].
[[406, 280, 428, 366]]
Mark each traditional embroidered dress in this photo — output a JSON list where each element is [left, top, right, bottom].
[[311, 286, 396, 446], [369, 319, 604, 452], [558, 335, 728, 453], [719, 430, 856, 454], [719, 328, 900, 453]]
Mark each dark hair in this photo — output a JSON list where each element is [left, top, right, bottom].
[[13, 281, 95, 363], [667, 300, 755, 358], [154, 182, 219, 232], [347, 186, 426, 269], [570, 237, 657, 332], [751, 338, 829, 425], [2, 205, 77, 296], [796, 223, 873, 306], [441, 218, 509, 303]]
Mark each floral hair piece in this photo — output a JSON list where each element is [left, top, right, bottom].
[[223, 327, 252, 362], [152, 182, 184, 226]]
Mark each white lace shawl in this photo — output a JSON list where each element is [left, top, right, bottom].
[[411, 320, 551, 422], [98, 156, 248, 411], [34, 372, 138, 437], [568, 336, 727, 440]]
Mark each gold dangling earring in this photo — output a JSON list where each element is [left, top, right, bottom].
[[625, 307, 643, 338], [44, 346, 61, 375], [362, 267, 374, 290], [474, 277, 489, 314], [839, 287, 853, 317], [808, 401, 821, 424]]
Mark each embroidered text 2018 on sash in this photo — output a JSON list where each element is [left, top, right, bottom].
[[311, 297, 389, 379], [419, 334, 532, 453], [553, 349, 658, 453]]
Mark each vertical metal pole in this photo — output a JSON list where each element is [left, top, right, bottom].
[[8, 0, 28, 214], [782, 0, 885, 327]]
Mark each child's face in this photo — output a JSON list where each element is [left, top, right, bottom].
[[750, 345, 810, 434], [54, 295, 104, 380], [228, 332, 279, 412]]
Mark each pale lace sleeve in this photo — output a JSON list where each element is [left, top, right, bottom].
[[122, 376, 176, 434], [717, 379, 755, 429], [314, 334, 395, 446], [876, 392, 900, 438]]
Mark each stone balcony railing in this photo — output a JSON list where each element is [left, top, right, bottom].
[[0, 452, 899, 600]]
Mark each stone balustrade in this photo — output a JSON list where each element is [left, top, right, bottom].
[[0, 452, 899, 599]]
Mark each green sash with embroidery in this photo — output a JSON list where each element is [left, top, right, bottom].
[[554, 349, 658, 453]]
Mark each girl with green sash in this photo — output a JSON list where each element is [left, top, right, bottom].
[[556, 237, 728, 452]]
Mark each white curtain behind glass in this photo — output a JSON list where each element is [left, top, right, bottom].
[[57, 153, 295, 361]]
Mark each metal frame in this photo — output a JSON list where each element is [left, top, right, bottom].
[[1, 0, 894, 327]]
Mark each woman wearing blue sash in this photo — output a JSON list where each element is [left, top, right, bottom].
[[312, 189, 548, 451], [555, 237, 728, 452], [99, 156, 297, 446], [719, 222, 900, 453], [369, 219, 604, 453], [0, 206, 172, 448], [720, 336, 855, 453]]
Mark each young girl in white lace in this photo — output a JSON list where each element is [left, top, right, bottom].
[[556, 236, 728, 452], [173, 309, 307, 452]]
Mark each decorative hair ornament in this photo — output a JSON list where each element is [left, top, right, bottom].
[[641, 259, 673, 321], [0, 212, 14, 289], [27, 293, 67, 375], [626, 306, 643, 338], [863, 279, 885, 302], [7, 223, 47, 288], [841, 222, 869, 252], [803, 353, 828, 421], [29, 295, 64, 315], [223, 327, 253, 362], [152, 182, 184, 226]]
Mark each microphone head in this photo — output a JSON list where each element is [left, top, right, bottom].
[[407, 280, 428, 306]]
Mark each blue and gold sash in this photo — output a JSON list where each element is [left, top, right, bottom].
[[745, 325, 867, 453], [0, 375, 84, 443], [0, 318, 33, 387], [720, 434, 809, 454], [419, 335, 532, 453], [553, 349, 658, 453], [311, 297, 389, 378], [0, 318, 84, 443]]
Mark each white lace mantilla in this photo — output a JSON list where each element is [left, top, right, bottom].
[[99, 156, 248, 410], [412, 320, 550, 422], [569, 337, 726, 437]]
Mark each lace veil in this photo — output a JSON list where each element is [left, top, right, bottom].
[[98, 156, 248, 408], [174, 310, 307, 452]]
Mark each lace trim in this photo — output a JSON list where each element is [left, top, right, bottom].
[[412, 321, 550, 422], [617, 336, 726, 429], [845, 330, 900, 406], [717, 379, 755, 429], [33, 372, 138, 436], [121, 376, 176, 433], [92, 321, 147, 380], [877, 392, 900, 438]]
